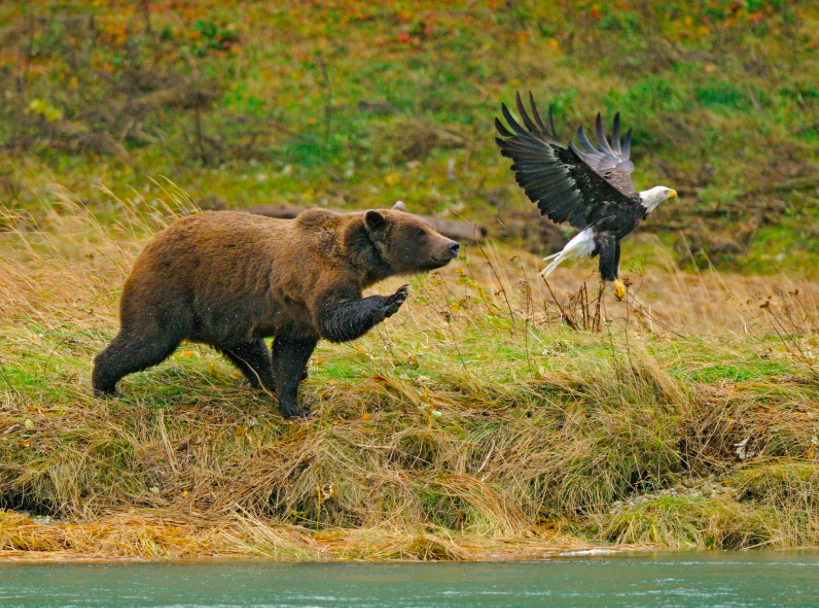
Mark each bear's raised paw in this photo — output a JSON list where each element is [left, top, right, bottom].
[[383, 284, 410, 318]]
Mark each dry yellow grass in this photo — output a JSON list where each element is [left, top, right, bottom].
[[0, 510, 599, 562]]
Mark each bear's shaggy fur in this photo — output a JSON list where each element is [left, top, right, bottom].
[[92, 202, 459, 418]]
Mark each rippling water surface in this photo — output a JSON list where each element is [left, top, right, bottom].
[[2, 552, 818, 608]]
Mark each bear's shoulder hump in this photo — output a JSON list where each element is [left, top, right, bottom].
[[295, 208, 343, 231]]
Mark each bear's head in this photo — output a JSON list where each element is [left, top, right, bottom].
[[361, 201, 459, 274]]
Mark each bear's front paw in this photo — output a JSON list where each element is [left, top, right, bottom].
[[281, 404, 313, 420], [383, 284, 409, 318]]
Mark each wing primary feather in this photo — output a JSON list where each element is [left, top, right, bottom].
[[501, 103, 527, 135], [509, 159, 560, 169], [528, 92, 548, 133], [611, 113, 621, 153], [494, 119, 514, 138], [515, 91, 538, 133], [500, 141, 549, 156], [568, 139, 587, 159], [519, 167, 564, 178], [576, 126, 595, 153], [595, 113, 614, 154], [526, 175, 568, 190], [622, 127, 632, 158], [547, 104, 557, 139]]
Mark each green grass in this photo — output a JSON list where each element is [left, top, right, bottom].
[[4, 313, 818, 552]]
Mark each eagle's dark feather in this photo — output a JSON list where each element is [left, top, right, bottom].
[[495, 92, 641, 231]]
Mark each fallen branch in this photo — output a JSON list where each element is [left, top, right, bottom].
[[241, 204, 485, 243]]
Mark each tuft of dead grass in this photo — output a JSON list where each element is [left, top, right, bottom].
[[0, 510, 588, 562], [1, 188, 818, 561]]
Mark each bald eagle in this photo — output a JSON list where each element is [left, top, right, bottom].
[[495, 92, 676, 301]]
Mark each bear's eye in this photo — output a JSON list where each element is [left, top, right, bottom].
[[413, 228, 426, 240]]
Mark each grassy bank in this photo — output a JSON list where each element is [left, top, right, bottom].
[[3, 1, 819, 274], [1, 192, 818, 560]]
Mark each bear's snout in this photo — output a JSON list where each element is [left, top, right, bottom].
[[431, 238, 459, 266]]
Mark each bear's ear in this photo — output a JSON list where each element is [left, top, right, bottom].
[[364, 210, 387, 232], [392, 201, 407, 212]]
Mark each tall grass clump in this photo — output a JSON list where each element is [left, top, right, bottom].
[[1, 187, 818, 560]]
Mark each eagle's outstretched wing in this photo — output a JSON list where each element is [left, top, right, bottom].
[[495, 92, 639, 230]]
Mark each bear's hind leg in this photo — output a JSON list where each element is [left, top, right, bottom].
[[92, 328, 185, 396], [220, 339, 276, 392], [271, 337, 317, 419]]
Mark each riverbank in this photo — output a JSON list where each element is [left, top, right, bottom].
[[0, 510, 601, 562], [2, 196, 818, 561]]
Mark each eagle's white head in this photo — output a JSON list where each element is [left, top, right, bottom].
[[639, 186, 677, 213]]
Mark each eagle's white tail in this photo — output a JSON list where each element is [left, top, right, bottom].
[[539, 227, 596, 277]]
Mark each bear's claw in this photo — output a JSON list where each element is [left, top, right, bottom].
[[383, 284, 409, 318]]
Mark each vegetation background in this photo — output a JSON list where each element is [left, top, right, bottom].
[[1, 0, 818, 560], [3, 0, 819, 272]]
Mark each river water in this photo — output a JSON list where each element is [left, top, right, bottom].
[[1, 552, 818, 608]]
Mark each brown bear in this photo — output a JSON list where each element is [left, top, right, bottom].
[[92, 201, 459, 419]]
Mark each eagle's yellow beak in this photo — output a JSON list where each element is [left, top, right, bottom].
[[668, 189, 678, 199]]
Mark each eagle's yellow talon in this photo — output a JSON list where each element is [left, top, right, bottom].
[[613, 279, 626, 301]]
